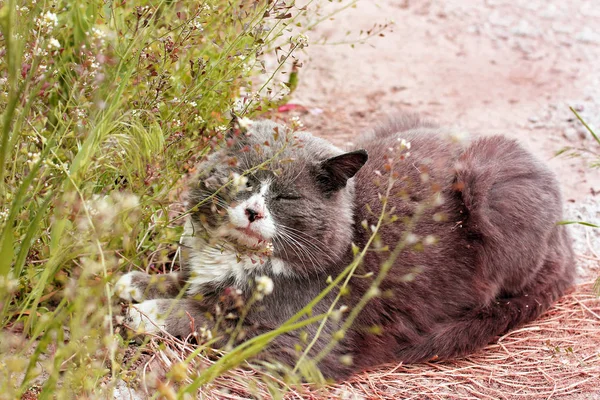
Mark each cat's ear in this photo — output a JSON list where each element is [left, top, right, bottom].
[[317, 150, 368, 192]]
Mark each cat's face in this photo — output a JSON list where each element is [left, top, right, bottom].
[[188, 120, 368, 275]]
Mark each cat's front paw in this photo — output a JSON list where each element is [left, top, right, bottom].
[[114, 271, 147, 303], [124, 300, 166, 334]]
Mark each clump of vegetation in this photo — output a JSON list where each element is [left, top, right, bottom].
[[0, 0, 324, 396]]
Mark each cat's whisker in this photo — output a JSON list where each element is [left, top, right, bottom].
[[271, 237, 296, 273], [277, 224, 338, 265], [275, 233, 311, 274], [191, 191, 230, 209], [275, 230, 322, 274], [282, 232, 336, 267], [277, 232, 333, 268]]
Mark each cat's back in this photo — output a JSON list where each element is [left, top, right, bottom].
[[353, 115, 465, 217], [356, 114, 464, 171], [350, 114, 574, 306]]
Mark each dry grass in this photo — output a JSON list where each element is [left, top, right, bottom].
[[125, 278, 600, 400]]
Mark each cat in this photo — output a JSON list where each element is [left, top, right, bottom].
[[115, 114, 576, 381]]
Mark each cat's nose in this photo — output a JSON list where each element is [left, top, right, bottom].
[[245, 208, 263, 223]]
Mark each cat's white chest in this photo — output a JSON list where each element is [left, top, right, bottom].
[[184, 246, 252, 294]]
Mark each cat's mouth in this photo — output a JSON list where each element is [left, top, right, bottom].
[[227, 226, 273, 252], [235, 226, 268, 243]]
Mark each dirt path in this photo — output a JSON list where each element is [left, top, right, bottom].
[[291, 0, 600, 202]]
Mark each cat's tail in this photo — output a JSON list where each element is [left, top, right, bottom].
[[452, 135, 572, 291], [399, 277, 571, 363], [453, 135, 562, 240]]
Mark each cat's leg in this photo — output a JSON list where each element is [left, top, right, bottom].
[[122, 298, 354, 380], [123, 298, 218, 337], [115, 271, 185, 303]]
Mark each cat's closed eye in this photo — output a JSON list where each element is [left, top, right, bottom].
[[273, 193, 302, 201]]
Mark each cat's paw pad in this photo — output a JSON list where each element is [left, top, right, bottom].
[[114, 272, 145, 303], [125, 300, 166, 334]]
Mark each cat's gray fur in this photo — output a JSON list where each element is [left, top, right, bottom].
[[115, 115, 575, 380]]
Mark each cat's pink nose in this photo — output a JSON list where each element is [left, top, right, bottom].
[[245, 208, 263, 223]]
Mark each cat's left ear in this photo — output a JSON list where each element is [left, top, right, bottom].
[[317, 150, 368, 192]]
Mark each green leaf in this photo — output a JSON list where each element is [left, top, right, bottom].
[[557, 220, 600, 228], [570, 107, 600, 147], [0, 222, 14, 277]]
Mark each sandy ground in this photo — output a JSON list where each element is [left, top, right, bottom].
[[289, 0, 600, 283]]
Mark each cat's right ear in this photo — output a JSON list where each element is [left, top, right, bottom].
[[316, 150, 368, 193]]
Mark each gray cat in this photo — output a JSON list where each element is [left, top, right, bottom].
[[115, 115, 575, 380]]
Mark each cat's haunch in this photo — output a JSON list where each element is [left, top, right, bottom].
[[115, 115, 575, 381]]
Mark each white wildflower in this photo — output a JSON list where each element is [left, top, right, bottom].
[[91, 27, 106, 39], [236, 117, 254, 130], [26, 152, 41, 167], [43, 11, 58, 26], [198, 326, 213, 341], [290, 115, 304, 129], [193, 20, 204, 31], [424, 235, 437, 245], [263, 241, 274, 256], [231, 172, 249, 192], [37, 11, 58, 32], [47, 38, 61, 49], [292, 34, 309, 49], [449, 130, 469, 143], [397, 138, 411, 149], [255, 275, 274, 300], [405, 232, 419, 244]]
